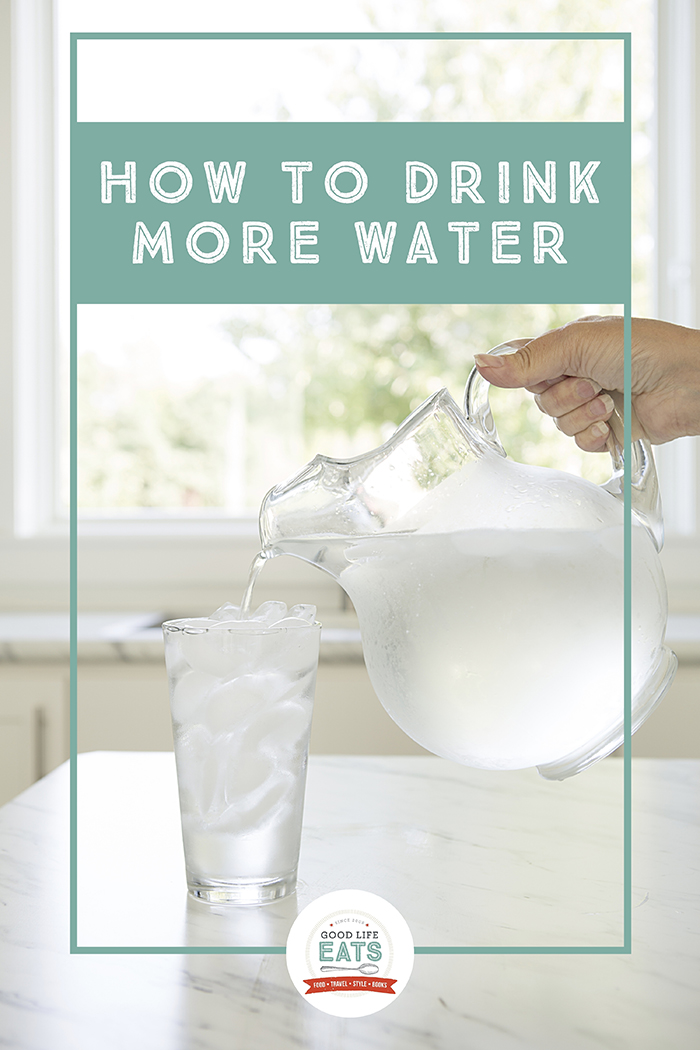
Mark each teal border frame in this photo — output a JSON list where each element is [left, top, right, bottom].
[[69, 30, 632, 955]]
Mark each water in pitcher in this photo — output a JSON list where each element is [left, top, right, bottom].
[[273, 522, 667, 770]]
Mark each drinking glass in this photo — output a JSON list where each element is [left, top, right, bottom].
[[162, 615, 321, 905]]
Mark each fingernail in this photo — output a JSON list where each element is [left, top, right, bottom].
[[474, 354, 505, 368], [590, 393, 614, 418], [576, 380, 601, 400], [591, 422, 609, 438]]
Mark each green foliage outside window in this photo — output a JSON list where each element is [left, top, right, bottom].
[[78, 302, 614, 514]]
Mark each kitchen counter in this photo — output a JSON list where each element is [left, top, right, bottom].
[[0, 753, 698, 1047]]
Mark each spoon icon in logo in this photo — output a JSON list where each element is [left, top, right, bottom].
[[319, 963, 380, 975]]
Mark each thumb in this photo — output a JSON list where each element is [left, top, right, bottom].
[[473, 333, 579, 391]]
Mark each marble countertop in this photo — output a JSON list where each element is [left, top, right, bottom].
[[75, 752, 630, 949], [0, 753, 698, 1048]]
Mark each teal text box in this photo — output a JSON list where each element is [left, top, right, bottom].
[[72, 121, 627, 304]]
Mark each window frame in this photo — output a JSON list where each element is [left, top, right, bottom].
[[4, 0, 700, 611], [652, 0, 700, 607], [0, 0, 68, 614]]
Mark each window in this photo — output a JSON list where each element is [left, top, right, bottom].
[[75, 301, 623, 521], [4, 0, 699, 613], [66, 24, 637, 525]]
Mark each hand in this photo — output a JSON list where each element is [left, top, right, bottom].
[[473, 315, 700, 449]]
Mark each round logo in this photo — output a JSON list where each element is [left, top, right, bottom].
[[285, 890, 414, 1017]]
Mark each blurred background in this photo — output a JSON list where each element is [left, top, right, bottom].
[[2, 0, 700, 805], [76, 301, 617, 520]]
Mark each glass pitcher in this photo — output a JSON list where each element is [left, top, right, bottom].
[[259, 343, 677, 779]]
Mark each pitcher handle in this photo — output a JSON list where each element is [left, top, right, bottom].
[[464, 340, 665, 551]]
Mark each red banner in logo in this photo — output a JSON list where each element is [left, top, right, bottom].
[[303, 976, 397, 995]]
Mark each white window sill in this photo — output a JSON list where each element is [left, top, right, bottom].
[[39, 514, 260, 539]]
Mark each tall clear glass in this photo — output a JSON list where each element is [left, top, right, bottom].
[[162, 616, 321, 905]]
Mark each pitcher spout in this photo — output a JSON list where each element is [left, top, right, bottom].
[[259, 452, 376, 557], [259, 387, 484, 561]]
